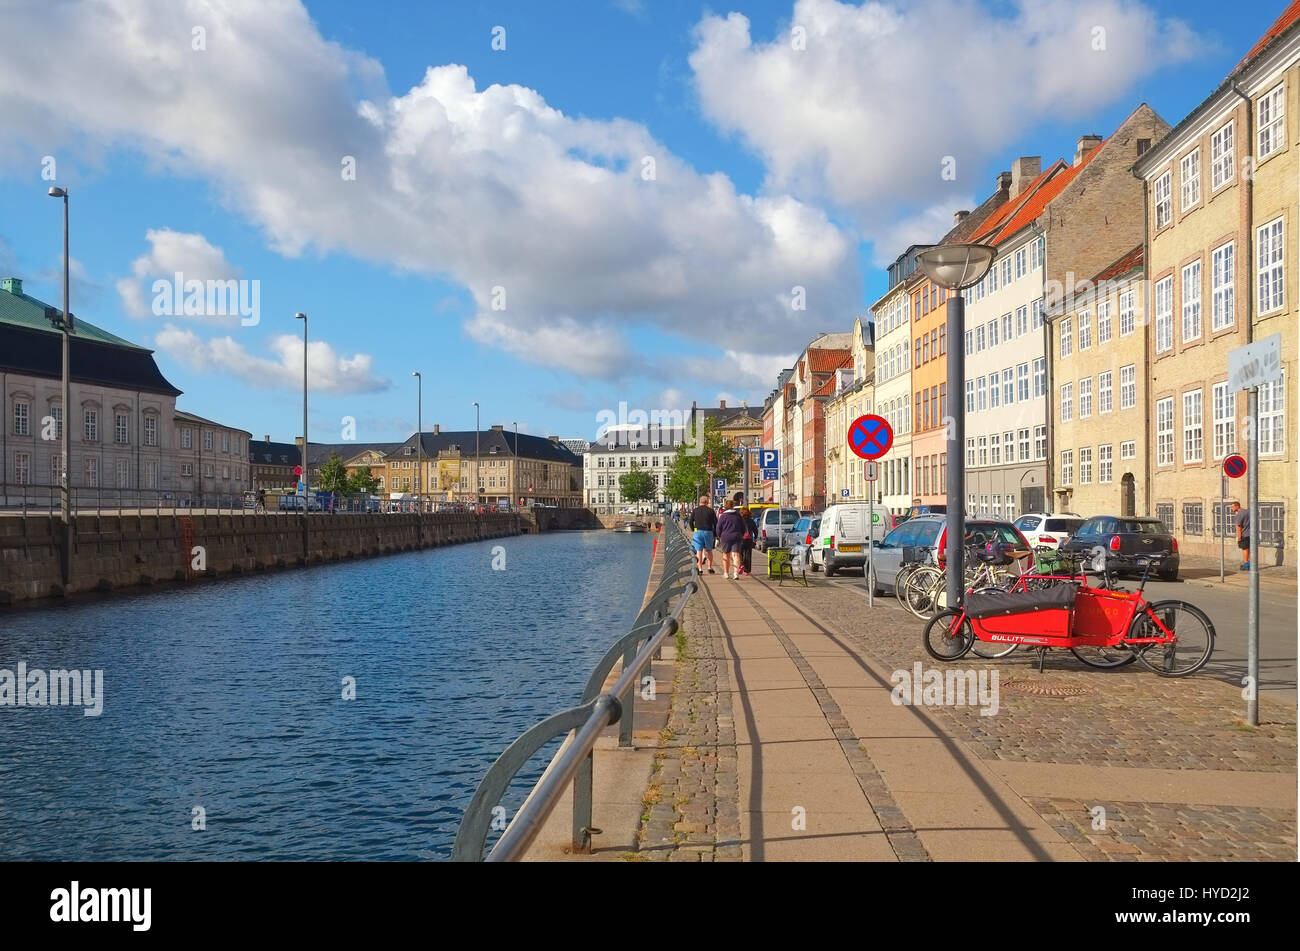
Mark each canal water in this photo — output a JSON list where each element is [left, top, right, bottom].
[[0, 530, 653, 860]]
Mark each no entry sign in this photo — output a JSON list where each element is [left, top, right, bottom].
[[848, 414, 893, 461], [1223, 454, 1247, 479]]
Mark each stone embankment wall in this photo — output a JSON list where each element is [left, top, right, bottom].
[[0, 512, 518, 606]]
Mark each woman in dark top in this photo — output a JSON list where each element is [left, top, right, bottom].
[[739, 506, 758, 575], [716, 499, 747, 580]]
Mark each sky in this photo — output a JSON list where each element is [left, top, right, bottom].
[[0, 0, 1285, 446]]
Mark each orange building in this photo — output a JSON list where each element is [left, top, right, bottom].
[[910, 277, 950, 505]]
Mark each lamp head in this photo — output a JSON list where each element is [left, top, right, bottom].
[[48, 187, 67, 198], [914, 243, 998, 290], [294, 312, 307, 320]]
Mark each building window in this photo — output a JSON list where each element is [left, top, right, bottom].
[[939, 325, 946, 354], [1019, 428, 1030, 461], [988, 372, 1000, 409], [990, 433, 1000, 466], [1059, 317, 1072, 358], [978, 437, 987, 466], [1180, 149, 1200, 210], [1259, 503, 1286, 547], [181, 427, 193, 449], [1211, 242, 1234, 332], [1259, 372, 1286, 455], [1002, 368, 1014, 406], [1006, 494, 1017, 519], [1001, 312, 1012, 343], [992, 495, 1002, 518], [83, 409, 98, 442], [1156, 503, 1174, 534], [1033, 358, 1046, 397], [50, 454, 60, 486], [222, 432, 230, 453], [1212, 381, 1235, 459], [1097, 299, 1111, 344], [1257, 218, 1285, 314], [1121, 440, 1136, 460], [966, 438, 975, 468], [1031, 297, 1043, 329], [1211, 121, 1234, 190], [979, 495, 989, 515], [1015, 248, 1026, 279], [1078, 310, 1091, 351], [203, 430, 214, 452], [181, 462, 193, 477], [1182, 389, 1203, 463], [977, 377, 987, 411], [1031, 237, 1043, 271], [1060, 382, 1073, 422], [988, 319, 999, 348], [1183, 502, 1204, 536], [1003, 430, 1015, 463], [1016, 363, 1029, 402], [1034, 425, 1046, 460], [1099, 444, 1113, 483], [1120, 364, 1136, 410], [115, 413, 129, 444], [85, 456, 99, 488], [976, 325, 986, 352], [117, 459, 130, 488], [13, 400, 31, 436], [1099, 371, 1113, 414], [15, 451, 30, 485], [1154, 276, 1173, 353], [1079, 377, 1092, 418], [1079, 447, 1092, 484], [968, 493, 977, 514], [1153, 170, 1172, 228], [144, 459, 158, 489], [1001, 258, 1011, 286], [1257, 83, 1285, 159], [1156, 398, 1174, 466], [1119, 289, 1136, 337], [1016, 305, 1028, 337], [1060, 450, 1073, 485], [1181, 259, 1202, 343]]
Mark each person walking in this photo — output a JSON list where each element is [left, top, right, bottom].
[[739, 505, 758, 576], [716, 499, 746, 580], [1233, 500, 1250, 570], [689, 494, 718, 574]]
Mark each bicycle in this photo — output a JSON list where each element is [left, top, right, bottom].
[[922, 553, 1214, 675]]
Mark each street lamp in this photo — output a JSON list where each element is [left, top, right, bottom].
[[915, 243, 997, 610], [47, 186, 72, 584], [412, 371, 422, 510], [513, 421, 519, 510], [295, 312, 308, 557], [473, 401, 480, 510]]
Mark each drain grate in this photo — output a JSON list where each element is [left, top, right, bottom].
[[1001, 679, 1094, 698]]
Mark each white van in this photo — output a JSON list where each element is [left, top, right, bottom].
[[811, 503, 891, 576], [756, 507, 802, 552]]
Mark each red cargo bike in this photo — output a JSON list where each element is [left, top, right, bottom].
[[921, 553, 1215, 676]]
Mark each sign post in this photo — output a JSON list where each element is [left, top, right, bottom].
[[1228, 336, 1278, 728], [848, 415, 893, 609]]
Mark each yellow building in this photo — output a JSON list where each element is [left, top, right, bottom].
[[824, 316, 876, 503], [1133, 6, 1298, 565]]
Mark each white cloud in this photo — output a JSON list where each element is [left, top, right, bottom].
[[154, 324, 389, 394], [117, 229, 242, 319], [0, 0, 857, 379], [690, 0, 1201, 261]]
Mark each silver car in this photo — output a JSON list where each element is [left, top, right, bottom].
[[866, 516, 1030, 596]]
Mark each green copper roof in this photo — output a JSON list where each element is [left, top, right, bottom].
[[0, 281, 148, 351]]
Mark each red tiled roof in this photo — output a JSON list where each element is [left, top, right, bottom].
[[975, 137, 1111, 246], [812, 376, 837, 398], [1237, 0, 1300, 71], [968, 162, 1065, 243], [1092, 244, 1144, 284], [807, 348, 851, 374]]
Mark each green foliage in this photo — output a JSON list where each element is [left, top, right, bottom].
[[663, 419, 743, 503], [618, 462, 657, 503], [317, 453, 349, 492], [345, 467, 379, 494]]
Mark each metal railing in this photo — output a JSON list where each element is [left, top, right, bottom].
[[452, 524, 698, 862]]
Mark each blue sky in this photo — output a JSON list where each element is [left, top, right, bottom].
[[0, 0, 1284, 445]]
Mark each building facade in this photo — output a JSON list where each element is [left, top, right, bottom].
[[870, 251, 922, 516], [173, 411, 251, 503], [824, 317, 876, 503], [585, 424, 685, 513]]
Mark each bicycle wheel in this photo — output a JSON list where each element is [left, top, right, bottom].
[[1070, 643, 1138, 668], [903, 566, 943, 619], [1130, 600, 1215, 677], [966, 588, 1018, 658], [923, 609, 974, 661], [894, 564, 919, 606]]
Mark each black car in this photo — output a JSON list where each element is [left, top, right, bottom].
[[1061, 515, 1179, 580]]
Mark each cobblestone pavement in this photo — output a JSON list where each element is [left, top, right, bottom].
[[763, 574, 1297, 860], [635, 593, 743, 862]]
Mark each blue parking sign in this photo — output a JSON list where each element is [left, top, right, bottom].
[[759, 449, 779, 470], [760, 468, 778, 480], [713, 478, 726, 496]]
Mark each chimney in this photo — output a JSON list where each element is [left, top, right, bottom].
[[1, 277, 22, 296], [996, 171, 1012, 193], [691, 400, 697, 410], [491, 424, 504, 432], [433, 424, 440, 435], [548, 435, 559, 443], [1074, 135, 1102, 166], [1010, 156, 1041, 198], [264, 435, 270, 443], [294, 436, 304, 447], [719, 399, 726, 409], [952, 210, 970, 227]]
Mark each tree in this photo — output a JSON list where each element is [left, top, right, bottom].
[[618, 463, 657, 504], [662, 418, 743, 503], [317, 453, 349, 492], [346, 467, 379, 495]]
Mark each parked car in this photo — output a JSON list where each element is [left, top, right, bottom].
[[789, 516, 821, 569], [811, 503, 892, 576], [1061, 515, 1180, 580], [1014, 512, 1086, 549], [757, 507, 802, 552], [865, 516, 1029, 596]]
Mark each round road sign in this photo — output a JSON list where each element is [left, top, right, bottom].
[[848, 414, 893, 461], [293, 465, 303, 476], [1223, 454, 1247, 479]]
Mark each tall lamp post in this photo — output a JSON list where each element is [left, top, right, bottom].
[[295, 312, 308, 557], [412, 371, 423, 510], [513, 421, 519, 510], [473, 401, 480, 510], [47, 187, 72, 584], [914, 243, 997, 611]]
